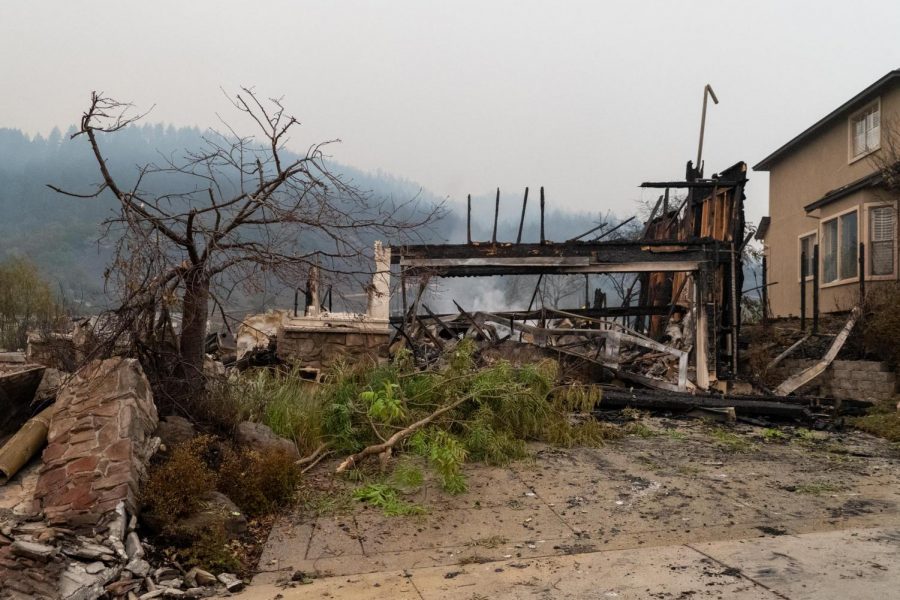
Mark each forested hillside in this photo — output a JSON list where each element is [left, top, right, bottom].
[[0, 125, 624, 314]]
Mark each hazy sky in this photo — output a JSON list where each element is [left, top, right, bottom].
[[2, 1, 898, 228]]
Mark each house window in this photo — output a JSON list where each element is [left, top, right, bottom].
[[840, 211, 858, 279], [821, 211, 859, 283], [822, 219, 838, 283], [870, 206, 895, 275], [799, 234, 816, 279], [851, 102, 880, 159]]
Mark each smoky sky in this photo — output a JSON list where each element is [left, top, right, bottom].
[[1, 1, 898, 228]]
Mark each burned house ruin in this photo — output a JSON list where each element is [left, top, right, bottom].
[[390, 162, 749, 393]]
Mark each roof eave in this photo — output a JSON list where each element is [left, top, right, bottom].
[[753, 70, 900, 172]]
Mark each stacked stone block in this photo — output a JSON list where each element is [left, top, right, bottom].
[[769, 359, 896, 402], [34, 358, 158, 526], [277, 329, 390, 369]]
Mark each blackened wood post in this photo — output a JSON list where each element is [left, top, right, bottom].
[[293, 287, 299, 317], [584, 275, 590, 307], [466, 194, 472, 244], [800, 251, 806, 331], [761, 255, 769, 325], [516, 187, 529, 244], [492, 188, 499, 244], [812, 243, 819, 334], [539, 187, 546, 244], [859, 242, 865, 304], [400, 271, 408, 316]]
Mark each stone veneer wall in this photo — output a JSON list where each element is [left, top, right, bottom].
[[277, 329, 390, 369], [34, 358, 158, 526], [769, 359, 896, 401]]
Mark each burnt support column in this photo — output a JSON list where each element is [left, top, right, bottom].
[[694, 270, 710, 391]]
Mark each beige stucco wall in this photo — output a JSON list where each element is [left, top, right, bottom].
[[764, 83, 900, 317]]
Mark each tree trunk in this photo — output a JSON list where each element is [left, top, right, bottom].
[[179, 271, 210, 379]]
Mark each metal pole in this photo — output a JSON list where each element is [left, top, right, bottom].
[[812, 244, 820, 334], [800, 251, 806, 331], [761, 255, 768, 324], [696, 84, 719, 174], [859, 242, 866, 304]]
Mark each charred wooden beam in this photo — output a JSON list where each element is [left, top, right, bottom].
[[640, 180, 741, 189], [516, 187, 528, 244]]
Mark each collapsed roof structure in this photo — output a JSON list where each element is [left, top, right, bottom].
[[390, 161, 749, 393]]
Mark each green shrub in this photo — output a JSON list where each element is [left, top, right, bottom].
[[851, 399, 900, 442], [176, 523, 244, 574], [863, 282, 900, 367], [141, 436, 217, 530], [217, 446, 302, 517]]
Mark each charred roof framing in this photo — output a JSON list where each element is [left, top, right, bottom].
[[391, 161, 749, 392]]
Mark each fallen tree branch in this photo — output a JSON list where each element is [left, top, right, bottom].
[[335, 393, 472, 473], [301, 450, 333, 474], [296, 442, 328, 466]]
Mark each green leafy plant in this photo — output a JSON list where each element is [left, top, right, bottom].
[[410, 429, 468, 494], [352, 483, 426, 516], [362, 382, 406, 424]]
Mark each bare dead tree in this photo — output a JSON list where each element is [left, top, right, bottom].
[[51, 90, 442, 387], [869, 116, 900, 195]]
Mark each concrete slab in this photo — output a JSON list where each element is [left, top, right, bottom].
[[240, 527, 900, 600], [357, 502, 573, 555], [692, 527, 900, 600]]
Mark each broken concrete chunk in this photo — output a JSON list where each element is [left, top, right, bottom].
[[126, 557, 152, 578], [85, 561, 106, 574], [64, 541, 116, 561], [11, 539, 56, 560], [234, 421, 300, 459], [186, 566, 217, 587], [158, 577, 183, 589], [125, 530, 144, 559], [59, 561, 122, 600], [216, 572, 244, 592], [153, 566, 180, 581]]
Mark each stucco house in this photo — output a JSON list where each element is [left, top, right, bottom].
[[754, 70, 899, 318]]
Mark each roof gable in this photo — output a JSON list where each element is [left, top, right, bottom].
[[754, 69, 900, 172]]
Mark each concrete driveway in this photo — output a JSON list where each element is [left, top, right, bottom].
[[242, 418, 900, 599]]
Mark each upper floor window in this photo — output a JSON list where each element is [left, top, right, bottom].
[[850, 101, 880, 160], [869, 205, 896, 276]]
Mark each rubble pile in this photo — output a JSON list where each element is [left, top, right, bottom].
[[0, 501, 242, 599], [0, 358, 250, 599]]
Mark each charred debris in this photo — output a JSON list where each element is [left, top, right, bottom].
[[388, 161, 866, 423]]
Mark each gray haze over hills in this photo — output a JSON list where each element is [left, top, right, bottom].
[[3, 1, 899, 231]]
